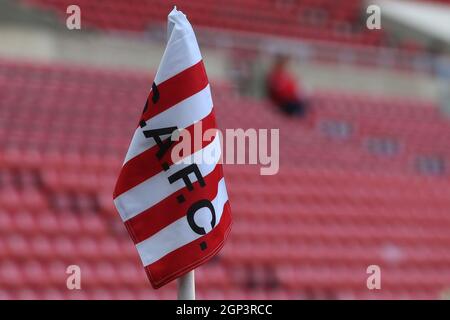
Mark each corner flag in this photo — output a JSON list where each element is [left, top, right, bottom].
[[113, 8, 232, 289]]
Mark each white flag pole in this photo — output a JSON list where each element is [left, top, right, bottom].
[[177, 270, 196, 300]]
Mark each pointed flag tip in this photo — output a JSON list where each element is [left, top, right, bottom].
[[168, 6, 186, 22], [167, 5, 191, 41], [169, 6, 182, 17]]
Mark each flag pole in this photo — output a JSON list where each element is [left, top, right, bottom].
[[177, 270, 195, 300]]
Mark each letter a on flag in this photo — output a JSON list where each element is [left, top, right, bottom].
[[113, 8, 232, 289]]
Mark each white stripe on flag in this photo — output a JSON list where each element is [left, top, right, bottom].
[[115, 133, 222, 221], [136, 177, 229, 266], [155, 10, 202, 85], [123, 85, 213, 164]]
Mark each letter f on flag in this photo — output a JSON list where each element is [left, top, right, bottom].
[[113, 8, 232, 289]]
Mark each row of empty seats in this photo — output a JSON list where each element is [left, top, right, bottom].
[[1, 58, 450, 299], [23, 0, 387, 46]]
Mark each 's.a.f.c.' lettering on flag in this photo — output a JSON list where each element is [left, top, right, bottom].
[[113, 7, 232, 289]]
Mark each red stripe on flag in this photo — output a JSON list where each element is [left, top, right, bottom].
[[144, 202, 232, 289], [125, 164, 224, 243], [141, 60, 208, 124], [113, 112, 218, 199]]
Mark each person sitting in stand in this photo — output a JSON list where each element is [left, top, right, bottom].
[[267, 54, 308, 117]]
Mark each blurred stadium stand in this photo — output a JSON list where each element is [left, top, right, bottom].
[[1, 0, 450, 300], [1, 58, 450, 299], [23, 0, 387, 45]]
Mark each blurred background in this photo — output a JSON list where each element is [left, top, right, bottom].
[[1, 0, 450, 300]]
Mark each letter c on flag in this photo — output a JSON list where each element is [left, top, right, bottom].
[[186, 199, 216, 235]]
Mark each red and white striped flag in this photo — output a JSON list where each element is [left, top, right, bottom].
[[113, 8, 232, 289]]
